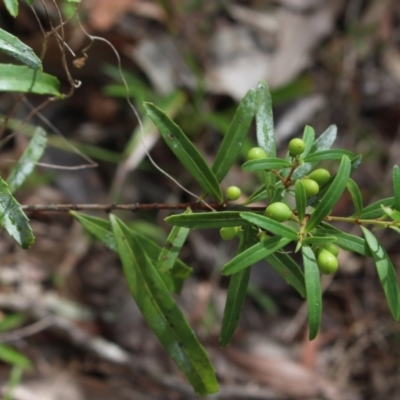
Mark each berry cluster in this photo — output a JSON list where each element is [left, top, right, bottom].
[[220, 138, 340, 274]]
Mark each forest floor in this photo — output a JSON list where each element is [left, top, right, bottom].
[[1, 1, 400, 399]]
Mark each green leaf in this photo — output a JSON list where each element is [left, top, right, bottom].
[[241, 158, 291, 172], [0, 313, 27, 333], [302, 236, 337, 245], [0, 64, 61, 96], [382, 206, 400, 223], [240, 212, 298, 241], [157, 210, 191, 273], [303, 149, 353, 163], [302, 246, 322, 340], [212, 89, 255, 182], [393, 165, 400, 211], [301, 125, 315, 158], [265, 251, 305, 297], [292, 125, 337, 179], [110, 215, 218, 395], [71, 212, 192, 294], [0, 28, 42, 70], [0, 344, 32, 369], [219, 227, 253, 347], [314, 223, 370, 256], [221, 236, 291, 275], [362, 227, 400, 320], [305, 155, 351, 232], [7, 127, 47, 193], [295, 180, 307, 222], [144, 102, 223, 202], [4, 0, 18, 17], [358, 197, 394, 219], [166, 211, 247, 229], [0, 177, 34, 248], [255, 81, 275, 155], [346, 178, 363, 218]]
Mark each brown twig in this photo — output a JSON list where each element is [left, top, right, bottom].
[[21, 202, 267, 213]]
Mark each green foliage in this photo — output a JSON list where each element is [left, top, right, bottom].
[[1, 18, 400, 393], [0, 28, 42, 70]]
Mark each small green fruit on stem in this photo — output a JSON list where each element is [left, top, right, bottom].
[[323, 243, 339, 257], [247, 147, 267, 161], [220, 227, 239, 240], [288, 138, 306, 157], [301, 179, 319, 197], [317, 249, 339, 274], [226, 186, 241, 201], [265, 202, 292, 222], [307, 168, 331, 186]]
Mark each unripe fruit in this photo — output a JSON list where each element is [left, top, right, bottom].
[[317, 249, 339, 274], [226, 186, 241, 201], [301, 179, 319, 197], [307, 168, 331, 186], [323, 243, 339, 257], [288, 138, 306, 157], [265, 202, 292, 222], [247, 147, 267, 161], [220, 227, 239, 240]]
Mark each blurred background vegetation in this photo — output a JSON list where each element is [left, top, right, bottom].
[[1, 0, 400, 399]]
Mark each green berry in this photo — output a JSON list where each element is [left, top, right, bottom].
[[247, 147, 267, 161], [265, 202, 292, 222], [288, 138, 306, 157], [308, 168, 331, 186], [323, 243, 339, 257], [226, 186, 241, 201], [301, 179, 319, 197], [317, 249, 339, 274], [220, 227, 239, 240]]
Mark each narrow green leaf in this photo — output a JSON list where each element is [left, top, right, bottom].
[[255, 82, 277, 201], [0, 344, 32, 369], [393, 165, 400, 211], [302, 246, 322, 340], [255, 81, 275, 155], [110, 215, 218, 395], [265, 251, 306, 297], [295, 180, 307, 222], [0, 177, 34, 248], [71, 212, 192, 294], [157, 210, 191, 273], [240, 212, 298, 241], [219, 227, 253, 347], [212, 89, 255, 182], [0, 28, 42, 70], [358, 197, 394, 219], [303, 149, 353, 163], [362, 227, 400, 320], [0, 313, 27, 333], [0, 64, 61, 96], [4, 0, 18, 17], [7, 127, 47, 193], [305, 156, 351, 232], [241, 158, 291, 172], [301, 125, 315, 158], [382, 206, 400, 223], [314, 223, 370, 256], [292, 125, 337, 179], [303, 236, 337, 245], [166, 211, 247, 229], [346, 178, 363, 217], [221, 236, 291, 275], [144, 102, 223, 202]]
